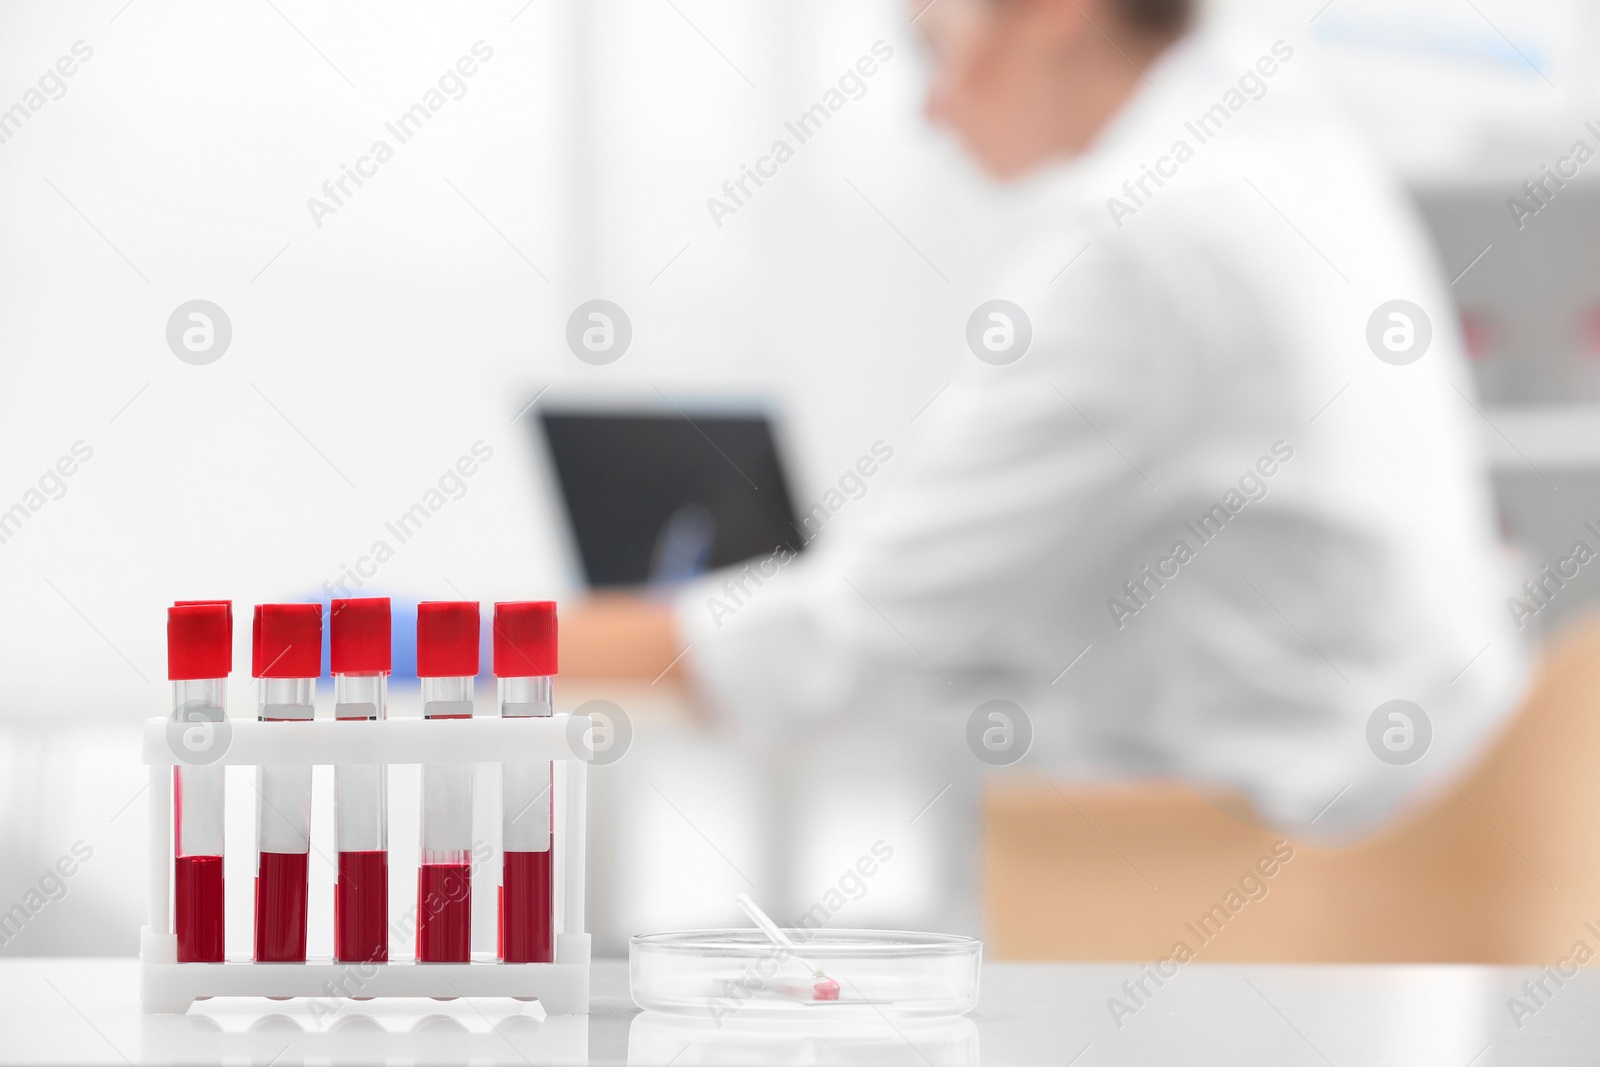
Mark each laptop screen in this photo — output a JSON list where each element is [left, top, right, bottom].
[[536, 408, 806, 588]]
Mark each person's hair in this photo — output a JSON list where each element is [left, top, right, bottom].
[[1112, 0, 1193, 35]]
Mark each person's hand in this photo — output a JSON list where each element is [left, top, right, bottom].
[[560, 592, 687, 682]]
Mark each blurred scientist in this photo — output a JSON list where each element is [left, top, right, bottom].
[[566, 0, 1527, 837]]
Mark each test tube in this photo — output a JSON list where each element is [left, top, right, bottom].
[[167, 600, 232, 963], [331, 597, 391, 963], [416, 601, 479, 963], [493, 601, 557, 964], [251, 603, 320, 963]]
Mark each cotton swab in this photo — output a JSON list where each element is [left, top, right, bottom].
[[734, 892, 841, 1001]]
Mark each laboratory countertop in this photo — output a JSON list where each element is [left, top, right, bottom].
[[1, 957, 1593, 1065]]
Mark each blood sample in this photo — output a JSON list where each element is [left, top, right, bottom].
[[330, 597, 392, 963], [416, 601, 480, 963], [251, 603, 320, 963], [493, 601, 557, 964], [167, 600, 232, 963]]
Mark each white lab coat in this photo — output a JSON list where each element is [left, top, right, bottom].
[[675, 24, 1528, 838]]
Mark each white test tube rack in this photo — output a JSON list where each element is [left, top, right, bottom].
[[139, 714, 592, 1015]]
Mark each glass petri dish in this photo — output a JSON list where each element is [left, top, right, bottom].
[[630, 929, 982, 1018]]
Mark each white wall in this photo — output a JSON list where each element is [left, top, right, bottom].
[[1215, 0, 1600, 181]]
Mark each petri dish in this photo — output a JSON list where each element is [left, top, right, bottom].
[[629, 929, 982, 1018]]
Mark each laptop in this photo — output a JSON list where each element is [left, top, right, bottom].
[[533, 404, 806, 588]]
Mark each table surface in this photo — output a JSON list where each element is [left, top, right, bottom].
[[1, 957, 1595, 1065]]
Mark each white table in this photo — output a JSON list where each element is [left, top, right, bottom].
[[0, 958, 1589, 1064]]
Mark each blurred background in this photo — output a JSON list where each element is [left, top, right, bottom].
[[4, 0, 1600, 963]]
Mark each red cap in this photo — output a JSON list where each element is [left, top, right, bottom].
[[175, 599, 233, 631], [493, 601, 557, 677], [417, 601, 480, 677], [168, 601, 233, 680], [252, 603, 322, 678], [331, 597, 391, 674]]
